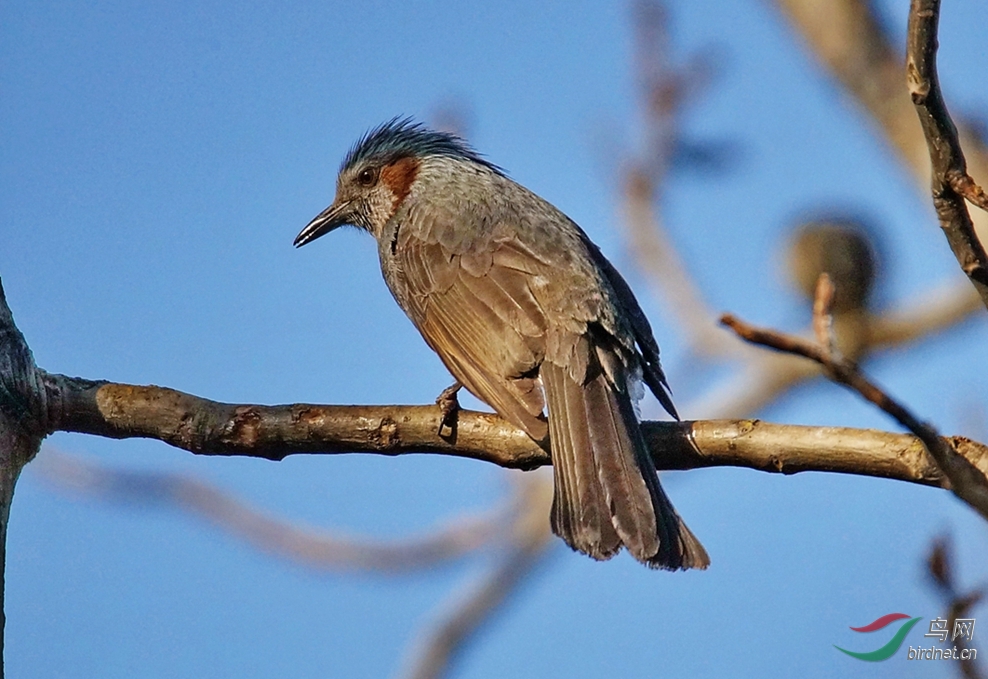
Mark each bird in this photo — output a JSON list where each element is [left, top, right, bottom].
[[294, 118, 708, 570]]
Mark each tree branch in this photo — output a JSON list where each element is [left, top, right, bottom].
[[907, 0, 988, 309], [36, 371, 988, 492], [721, 283, 988, 520], [0, 278, 46, 679], [686, 279, 981, 419], [926, 536, 986, 679], [774, 0, 988, 245]]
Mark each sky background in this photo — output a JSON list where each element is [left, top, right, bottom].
[[2, 0, 987, 677]]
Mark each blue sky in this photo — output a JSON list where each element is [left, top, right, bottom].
[[2, 1, 987, 677]]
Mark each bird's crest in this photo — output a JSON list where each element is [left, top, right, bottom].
[[340, 117, 504, 175]]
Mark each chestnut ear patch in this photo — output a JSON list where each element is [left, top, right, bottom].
[[381, 156, 421, 210]]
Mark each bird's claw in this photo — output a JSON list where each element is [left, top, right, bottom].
[[436, 382, 462, 438]]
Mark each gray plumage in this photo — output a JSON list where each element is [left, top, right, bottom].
[[295, 118, 708, 569]]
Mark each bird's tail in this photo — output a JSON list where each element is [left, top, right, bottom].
[[541, 358, 709, 570]]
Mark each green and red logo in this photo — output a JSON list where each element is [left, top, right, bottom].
[[834, 613, 923, 661]]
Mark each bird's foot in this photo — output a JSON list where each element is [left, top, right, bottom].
[[435, 382, 462, 438]]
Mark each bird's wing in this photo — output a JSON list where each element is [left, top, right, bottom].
[[583, 239, 678, 419], [397, 228, 551, 441]]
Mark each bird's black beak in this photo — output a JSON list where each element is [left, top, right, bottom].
[[294, 200, 354, 247]]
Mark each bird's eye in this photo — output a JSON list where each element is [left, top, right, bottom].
[[356, 167, 378, 187]]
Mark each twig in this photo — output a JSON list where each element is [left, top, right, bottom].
[[926, 536, 985, 679], [720, 311, 988, 520], [906, 0, 988, 308], [952, 174, 988, 214], [812, 274, 837, 355], [689, 281, 981, 418]]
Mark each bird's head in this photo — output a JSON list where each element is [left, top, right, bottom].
[[294, 117, 501, 247]]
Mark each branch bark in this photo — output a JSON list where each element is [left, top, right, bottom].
[[722, 293, 988, 521], [36, 373, 988, 492], [0, 279, 47, 679], [773, 0, 988, 215], [906, 0, 988, 309], [775, 0, 988, 309]]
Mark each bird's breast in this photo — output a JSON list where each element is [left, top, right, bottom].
[[376, 218, 414, 310]]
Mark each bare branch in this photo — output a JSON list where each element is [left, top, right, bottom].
[[35, 449, 506, 574], [35, 370, 988, 493], [397, 475, 553, 679], [0, 278, 47, 678], [926, 536, 985, 679], [774, 0, 988, 237], [689, 280, 981, 418], [47, 376, 544, 467], [907, 0, 988, 309], [721, 312, 988, 520]]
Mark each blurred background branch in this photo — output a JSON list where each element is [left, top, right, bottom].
[[35, 448, 511, 574], [396, 473, 553, 679], [618, 0, 985, 421], [927, 535, 985, 679]]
